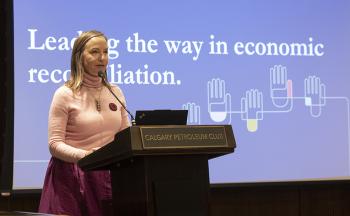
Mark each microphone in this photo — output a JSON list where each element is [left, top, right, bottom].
[[98, 71, 136, 126]]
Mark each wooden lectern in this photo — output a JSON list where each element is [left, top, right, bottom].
[[78, 125, 236, 216]]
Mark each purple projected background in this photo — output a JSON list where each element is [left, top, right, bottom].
[[14, 0, 350, 188]]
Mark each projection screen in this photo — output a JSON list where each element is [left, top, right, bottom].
[[13, 0, 350, 189]]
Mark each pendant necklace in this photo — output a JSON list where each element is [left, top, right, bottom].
[[94, 87, 103, 112]]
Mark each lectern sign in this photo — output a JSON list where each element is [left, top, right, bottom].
[[140, 126, 228, 149]]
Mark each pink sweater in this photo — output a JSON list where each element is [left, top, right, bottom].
[[48, 73, 130, 163]]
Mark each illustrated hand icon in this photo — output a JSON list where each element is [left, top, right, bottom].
[[304, 76, 326, 117], [241, 89, 263, 132], [270, 65, 293, 108], [207, 78, 231, 122], [182, 102, 200, 125]]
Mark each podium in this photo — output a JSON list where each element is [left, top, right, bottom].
[[78, 125, 236, 216]]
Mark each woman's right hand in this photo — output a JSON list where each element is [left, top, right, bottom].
[[84, 149, 94, 157]]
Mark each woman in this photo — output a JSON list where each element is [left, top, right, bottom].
[[39, 30, 130, 215]]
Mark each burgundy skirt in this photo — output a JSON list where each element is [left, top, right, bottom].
[[38, 157, 113, 216]]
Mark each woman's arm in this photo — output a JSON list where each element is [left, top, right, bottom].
[[48, 87, 89, 163]]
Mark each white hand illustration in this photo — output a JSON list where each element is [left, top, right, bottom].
[[241, 89, 263, 132], [207, 78, 231, 122], [182, 102, 201, 125], [304, 76, 326, 117], [270, 65, 292, 108]]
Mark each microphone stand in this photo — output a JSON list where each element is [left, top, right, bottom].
[[98, 71, 136, 126]]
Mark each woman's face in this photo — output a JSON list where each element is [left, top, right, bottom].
[[82, 36, 108, 76]]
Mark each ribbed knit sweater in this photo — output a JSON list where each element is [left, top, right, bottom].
[[48, 73, 130, 163]]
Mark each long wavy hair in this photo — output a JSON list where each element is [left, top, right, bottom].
[[65, 30, 110, 92]]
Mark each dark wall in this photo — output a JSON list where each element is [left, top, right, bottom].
[[0, 183, 350, 216], [211, 182, 350, 216], [0, 0, 14, 193], [0, 190, 41, 213]]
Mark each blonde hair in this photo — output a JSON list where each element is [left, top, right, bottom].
[[66, 30, 110, 92]]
